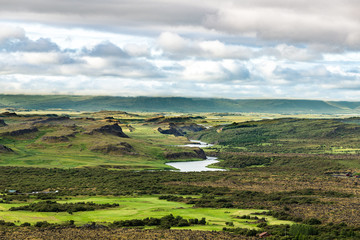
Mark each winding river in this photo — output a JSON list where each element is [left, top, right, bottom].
[[166, 140, 225, 172]]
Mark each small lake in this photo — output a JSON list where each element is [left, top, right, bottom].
[[166, 140, 225, 172], [166, 156, 225, 172]]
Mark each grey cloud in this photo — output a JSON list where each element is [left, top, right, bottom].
[[0, 36, 59, 52], [84, 41, 129, 58], [0, 52, 163, 79], [204, 0, 360, 50], [273, 65, 359, 87], [1, 0, 360, 52], [223, 65, 250, 81], [0, 0, 211, 29], [259, 45, 322, 61], [162, 64, 185, 72]]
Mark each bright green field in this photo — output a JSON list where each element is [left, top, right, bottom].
[[0, 196, 292, 230]]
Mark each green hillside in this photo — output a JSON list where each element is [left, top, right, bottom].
[[189, 118, 360, 153], [1, 94, 360, 113]]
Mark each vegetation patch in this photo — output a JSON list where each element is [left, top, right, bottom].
[[9, 201, 119, 213]]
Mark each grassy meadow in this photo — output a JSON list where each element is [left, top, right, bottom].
[[0, 196, 292, 230], [0, 111, 197, 169]]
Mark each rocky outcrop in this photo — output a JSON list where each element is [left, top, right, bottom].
[[145, 115, 165, 122], [32, 116, 70, 125], [0, 144, 14, 153], [158, 124, 184, 137], [0, 112, 17, 117], [91, 142, 134, 155], [0, 119, 6, 127], [75, 117, 95, 121], [193, 148, 207, 159], [164, 148, 206, 160], [127, 125, 135, 132], [4, 127, 38, 136], [42, 136, 70, 143], [159, 117, 192, 123], [89, 124, 129, 138], [42, 131, 76, 143], [158, 123, 206, 137], [179, 123, 206, 132]]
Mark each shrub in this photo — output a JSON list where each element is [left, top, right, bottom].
[[289, 224, 318, 237], [20, 222, 31, 227], [305, 218, 322, 225]]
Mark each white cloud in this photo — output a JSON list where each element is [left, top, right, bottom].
[[123, 43, 150, 57], [158, 32, 188, 52], [1, 1, 360, 100], [0, 25, 25, 43], [157, 32, 254, 60]]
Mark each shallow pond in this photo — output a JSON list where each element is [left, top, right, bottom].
[[166, 140, 225, 172], [166, 156, 225, 172]]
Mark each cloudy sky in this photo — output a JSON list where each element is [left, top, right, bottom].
[[0, 0, 360, 100]]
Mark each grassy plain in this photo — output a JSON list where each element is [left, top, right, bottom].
[[0, 196, 292, 230]]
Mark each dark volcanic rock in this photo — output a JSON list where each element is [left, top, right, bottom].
[[158, 125, 184, 137], [91, 142, 134, 155], [0, 112, 17, 117], [42, 136, 70, 143], [193, 148, 207, 159], [179, 123, 206, 132], [75, 117, 95, 121], [4, 127, 38, 136], [32, 116, 70, 125], [0, 119, 6, 127], [158, 123, 205, 137], [89, 124, 129, 138], [0, 144, 14, 153], [165, 148, 206, 160]]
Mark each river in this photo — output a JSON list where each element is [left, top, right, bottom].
[[166, 140, 225, 172]]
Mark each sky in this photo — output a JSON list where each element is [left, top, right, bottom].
[[0, 0, 360, 100]]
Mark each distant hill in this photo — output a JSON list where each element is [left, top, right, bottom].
[[1, 94, 360, 113]]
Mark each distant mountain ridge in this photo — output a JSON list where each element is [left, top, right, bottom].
[[1, 94, 360, 113]]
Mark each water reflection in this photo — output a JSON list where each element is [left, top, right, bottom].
[[166, 156, 224, 172]]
